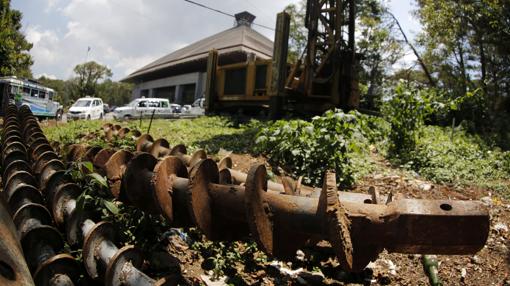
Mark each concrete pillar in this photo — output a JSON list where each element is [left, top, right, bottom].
[[175, 85, 182, 104], [195, 72, 204, 101], [204, 50, 218, 112], [148, 89, 154, 98]]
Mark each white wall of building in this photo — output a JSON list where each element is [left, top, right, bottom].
[[132, 72, 207, 104]]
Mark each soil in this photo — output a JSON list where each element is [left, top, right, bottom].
[[165, 152, 510, 285]]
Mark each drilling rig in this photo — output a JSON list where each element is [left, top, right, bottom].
[[204, 0, 359, 117]]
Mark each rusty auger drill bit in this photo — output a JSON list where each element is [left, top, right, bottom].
[[0, 194, 35, 285], [136, 134, 206, 167], [121, 153, 490, 272], [17, 106, 173, 286], [103, 124, 140, 142], [218, 156, 314, 196], [2, 105, 80, 286]]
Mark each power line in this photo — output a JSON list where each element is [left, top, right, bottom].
[[183, 0, 275, 31]]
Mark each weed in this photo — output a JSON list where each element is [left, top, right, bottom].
[[255, 109, 365, 187]]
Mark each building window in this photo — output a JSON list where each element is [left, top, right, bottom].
[[255, 65, 268, 93], [224, 68, 246, 95], [181, 84, 196, 105]]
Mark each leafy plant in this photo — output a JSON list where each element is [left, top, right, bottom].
[[408, 126, 510, 193], [381, 81, 438, 160], [255, 109, 362, 187], [68, 161, 119, 218], [190, 236, 267, 280]]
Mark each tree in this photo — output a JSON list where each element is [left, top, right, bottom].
[[73, 61, 112, 97], [0, 0, 33, 77], [97, 80, 133, 106], [357, 0, 404, 109], [284, 1, 307, 63], [37, 76, 68, 104], [415, 0, 510, 129]]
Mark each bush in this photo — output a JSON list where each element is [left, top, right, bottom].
[[255, 109, 361, 187], [382, 81, 437, 160], [409, 126, 510, 192]]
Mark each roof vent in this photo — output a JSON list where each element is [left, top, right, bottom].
[[235, 11, 256, 27]]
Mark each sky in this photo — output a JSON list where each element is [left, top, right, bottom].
[[11, 0, 421, 81]]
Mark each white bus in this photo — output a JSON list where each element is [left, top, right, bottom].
[[0, 76, 63, 119]]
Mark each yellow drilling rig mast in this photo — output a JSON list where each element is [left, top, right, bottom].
[[204, 0, 359, 117]]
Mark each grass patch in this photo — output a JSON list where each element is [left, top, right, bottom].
[[43, 116, 261, 154], [43, 115, 510, 195], [408, 125, 510, 194]]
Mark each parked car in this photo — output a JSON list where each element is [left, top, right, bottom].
[[113, 98, 176, 120], [67, 97, 104, 120], [187, 98, 205, 115], [170, 103, 182, 113], [181, 104, 192, 113], [103, 103, 110, 113]]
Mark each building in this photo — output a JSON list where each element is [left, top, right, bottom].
[[122, 12, 273, 105]]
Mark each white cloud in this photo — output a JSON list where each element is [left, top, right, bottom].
[[36, 73, 58, 79], [24, 0, 301, 80], [392, 51, 418, 71], [45, 0, 60, 12]]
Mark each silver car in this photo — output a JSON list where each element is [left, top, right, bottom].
[[113, 98, 175, 120]]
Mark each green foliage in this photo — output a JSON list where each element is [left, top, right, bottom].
[[357, 0, 404, 110], [97, 79, 133, 106], [67, 161, 118, 218], [73, 61, 113, 97], [415, 0, 510, 129], [191, 237, 266, 280], [382, 81, 438, 159], [43, 117, 260, 154], [284, 0, 307, 63], [0, 0, 33, 77], [255, 109, 361, 187], [409, 126, 510, 194]]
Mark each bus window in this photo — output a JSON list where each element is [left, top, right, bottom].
[[40, 91, 47, 99], [10, 85, 18, 94], [23, 87, 30, 96], [31, 89, 39, 97], [49, 92, 54, 100]]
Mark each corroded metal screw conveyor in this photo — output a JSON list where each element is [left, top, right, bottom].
[[0, 189, 34, 285], [58, 129, 491, 273], [121, 154, 490, 271], [13, 105, 172, 286], [1, 105, 79, 286]]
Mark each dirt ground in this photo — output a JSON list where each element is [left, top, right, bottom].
[[166, 152, 510, 286]]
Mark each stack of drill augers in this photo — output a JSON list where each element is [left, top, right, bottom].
[[0, 176, 34, 285], [1, 105, 80, 285], [16, 105, 171, 286], [62, 131, 492, 272]]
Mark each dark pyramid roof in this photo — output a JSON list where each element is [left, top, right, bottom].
[[123, 24, 273, 82]]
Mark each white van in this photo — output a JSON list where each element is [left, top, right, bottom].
[[67, 97, 104, 120], [113, 98, 176, 120]]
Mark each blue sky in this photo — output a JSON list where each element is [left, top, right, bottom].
[[11, 0, 421, 80]]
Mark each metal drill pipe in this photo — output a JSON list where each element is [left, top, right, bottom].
[[135, 134, 206, 167], [18, 107, 171, 286], [0, 192, 35, 285], [2, 106, 80, 286], [218, 156, 315, 196], [123, 154, 490, 272]]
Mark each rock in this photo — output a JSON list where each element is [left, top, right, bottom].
[[298, 270, 325, 285], [200, 274, 228, 286], [471, 255, 482, 264], [460, 268, 467, 280], [296, 250, 306, 261], [367, 259, 397, 276], [419, 183, 433, 191], [494, 222, 508, 233], [480, 196, 493, 207]]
